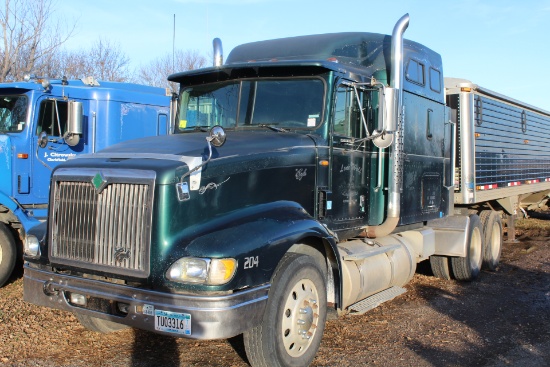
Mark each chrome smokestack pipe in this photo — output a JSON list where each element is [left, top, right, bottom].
[[364, 13, 409, 238], [390, 14, 409, 90], [213, 38, 223, 67]]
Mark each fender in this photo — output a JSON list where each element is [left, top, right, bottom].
[[0, 191, 41, 235], [160, 200, 341, 292]]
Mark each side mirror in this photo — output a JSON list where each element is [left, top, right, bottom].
[[383, 87, 398, 133], [372, 86, 396, 149], [64, 101, 83, 146], [38, 131, 48, 148], [209, 125, 226, 147]]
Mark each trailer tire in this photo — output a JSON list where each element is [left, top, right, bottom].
[[430, 255, 452, 280], [76, 314, 128, 333], [451, 214, 483, 281], [0, 223, 17, 287], [479, 210, 502, 271], [243, 253, 327, 367]]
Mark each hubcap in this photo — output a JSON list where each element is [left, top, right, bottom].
[[489, 222, 501, 259], [470, 227, 482, 270], [281, 278, 320, 357]]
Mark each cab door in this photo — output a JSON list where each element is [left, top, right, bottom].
[[31, 97, 86, 202], [328, 84, 384, 236]]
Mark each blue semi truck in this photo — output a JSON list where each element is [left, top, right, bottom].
[[0, 76, 171, 286]]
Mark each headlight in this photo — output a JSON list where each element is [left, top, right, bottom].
[[24, 235, 41, 258], [166, 257, 237, 285]]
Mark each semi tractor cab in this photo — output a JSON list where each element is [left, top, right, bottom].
[[0, 77, 171, 286], [23, 15, 550, 367]]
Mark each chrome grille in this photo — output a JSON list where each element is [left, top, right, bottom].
[[50, 169, 155, 278]]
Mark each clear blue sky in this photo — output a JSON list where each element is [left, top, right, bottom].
[[58, 0, 550, 111]]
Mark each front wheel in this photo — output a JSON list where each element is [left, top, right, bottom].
[[0, 223, 17, 287], [243, 253, 327, 367]]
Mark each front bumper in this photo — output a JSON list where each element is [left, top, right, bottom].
[[24, 265, 269, 339]]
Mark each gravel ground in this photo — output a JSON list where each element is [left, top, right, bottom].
[[0, 216, 549, 367]]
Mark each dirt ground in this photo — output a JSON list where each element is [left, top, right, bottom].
[[0, 215, 549, 367]]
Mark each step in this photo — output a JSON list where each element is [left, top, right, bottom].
[[348, 286, 407, 315]]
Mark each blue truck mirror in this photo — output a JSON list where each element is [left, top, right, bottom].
[[65, 101, 83, 147]]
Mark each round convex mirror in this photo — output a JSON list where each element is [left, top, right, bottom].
[[38, 131, 48, 148], [209, 125, 226, 147]]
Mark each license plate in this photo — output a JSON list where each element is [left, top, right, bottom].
[[154, 310, 191, 335]]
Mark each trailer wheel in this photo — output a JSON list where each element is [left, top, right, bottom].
[[430, 255, 452, 280], [451, 214, 483, 281], [479, 210, 502, 271], [243, 253, 327, 367], [76, 314, 128, 333], [0, 223, 17, 287]]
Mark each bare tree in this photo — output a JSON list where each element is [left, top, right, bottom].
[[83, 38, 132, 81], [0, 0, 74, 82], [37, 38, 132, 82], [138, 49, 208, 93]]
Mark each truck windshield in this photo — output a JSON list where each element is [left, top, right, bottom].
[[176, 78, 324, 132], [0, 95, 28, 133]]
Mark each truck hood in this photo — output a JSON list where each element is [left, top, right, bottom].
[[61, 130, 320, 185], [96, 130, 318, 158]]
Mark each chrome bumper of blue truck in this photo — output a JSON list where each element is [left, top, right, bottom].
[[23, 265, 269, 339]]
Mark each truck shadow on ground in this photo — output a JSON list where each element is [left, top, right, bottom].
[[405, 257, 550, 366], [131, 329, 181, 367], [130, 329, 249, 366]]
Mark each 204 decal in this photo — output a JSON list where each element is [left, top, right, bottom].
[[243, 256, 259, 269]]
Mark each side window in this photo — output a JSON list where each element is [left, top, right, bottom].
[[0, 95, 28, 133], [334, 87, 354, 136], [36, 99, 68, 136], [406, 59, 425, 86], [333, 85, 378, 139], [429, 68, 442, 93]]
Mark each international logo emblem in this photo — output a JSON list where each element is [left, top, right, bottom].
[[114, 247, 131, 263], [92, 172, 107, 194]]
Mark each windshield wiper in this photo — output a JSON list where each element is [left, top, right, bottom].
[[258, 124, 288, 133]]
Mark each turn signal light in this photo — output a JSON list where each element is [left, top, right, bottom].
[[17, 153, 28, 159]]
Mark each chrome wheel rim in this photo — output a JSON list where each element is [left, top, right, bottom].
[[470, 226, 482, 270], [489, 222, 501, 260], [281, 278, 320, 357]]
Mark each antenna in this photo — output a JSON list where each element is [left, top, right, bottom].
[[172, 14, 176, 74]]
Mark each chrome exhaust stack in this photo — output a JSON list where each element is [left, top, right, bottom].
[[213, 38, 223, 67], [363, 13, 409, 238]]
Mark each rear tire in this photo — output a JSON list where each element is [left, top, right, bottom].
[[243, 253, 327, 367], [479, 210, 502, 271], [76, 313, 128, 333], [451, 214, 483, 281], [0, 223, 17, 287], [430, 255, 452, 280]]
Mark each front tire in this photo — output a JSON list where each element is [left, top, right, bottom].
[[243, 253, 327, 367], [0, 223, 17, 287], [451, 214, 484, 281]]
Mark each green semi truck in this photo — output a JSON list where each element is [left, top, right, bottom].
[[23, 14, 550, 367]]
